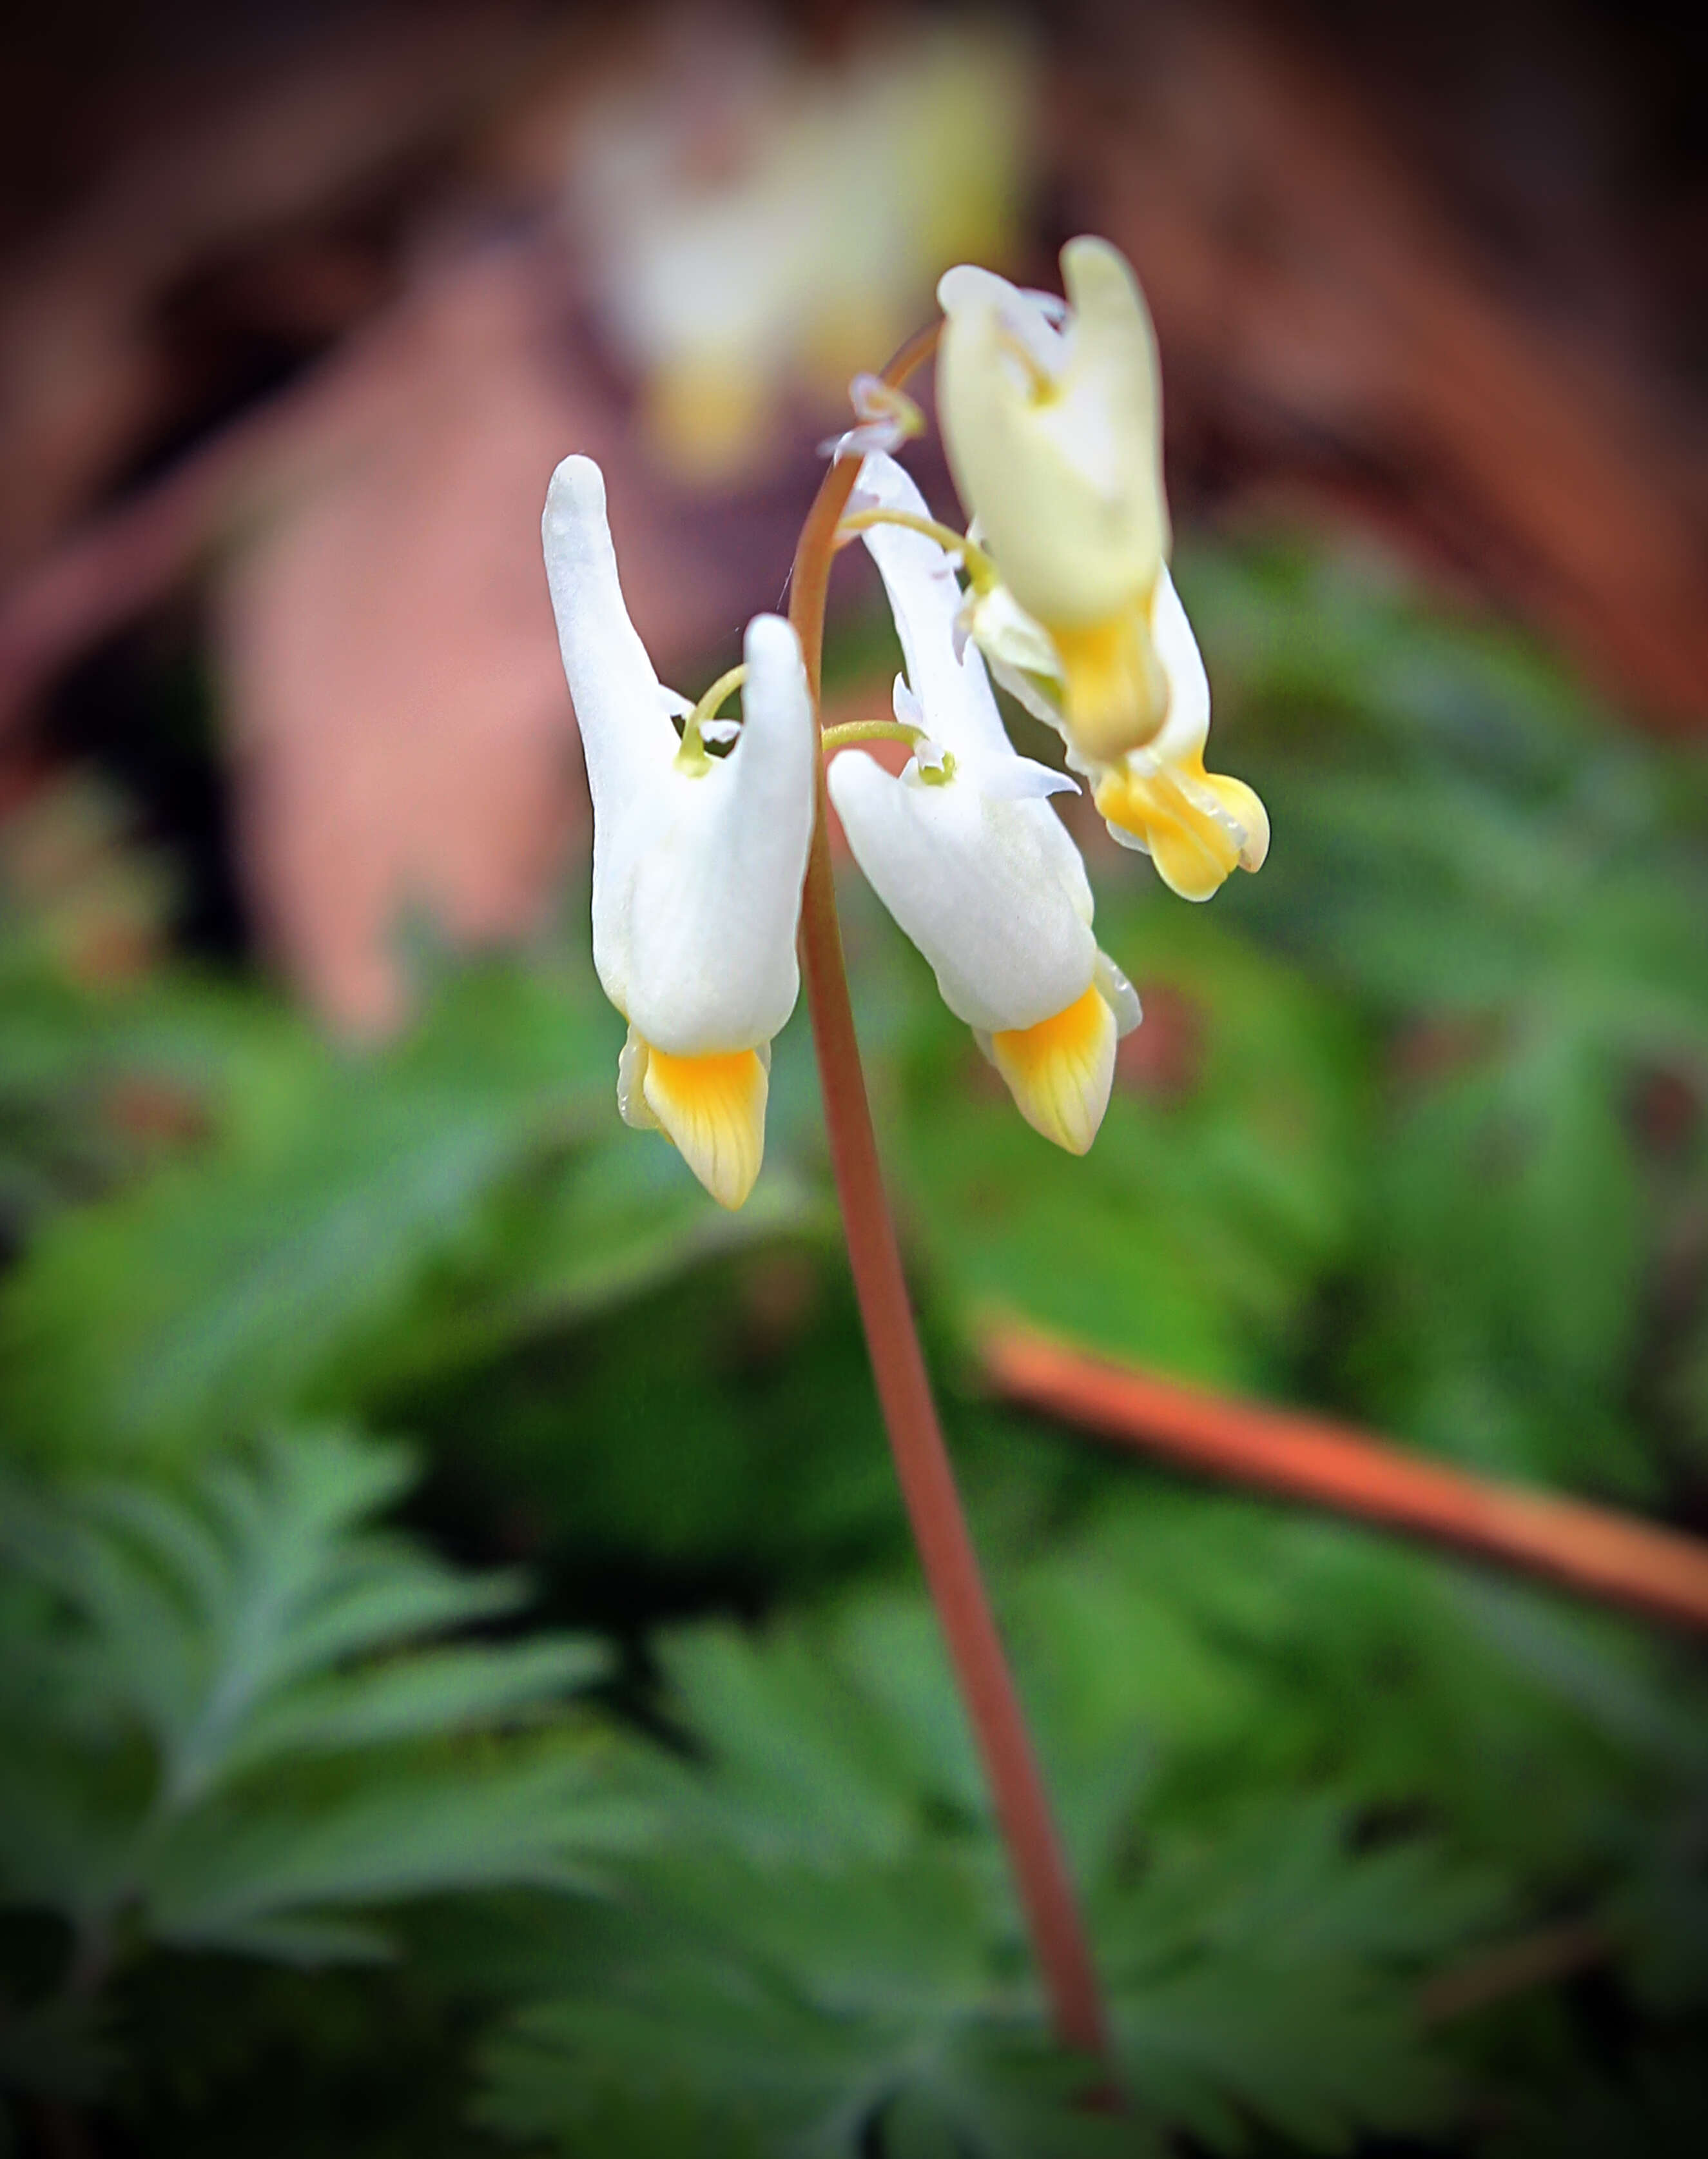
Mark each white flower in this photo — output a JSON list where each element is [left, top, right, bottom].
[[936, 239, 1169, 765], [827, 454, 1140, 1154], [542, 455, 814, 1207]]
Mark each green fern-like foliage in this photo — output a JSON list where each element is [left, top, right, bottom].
[[0, 1425, 637, 2128], [891, 892, 1363, 1392], [1, 540, 1703, 2154], [0, 948, 812, 1470], [478, 1581, 1501, 2157], [1185, 542, 1708, 1491]]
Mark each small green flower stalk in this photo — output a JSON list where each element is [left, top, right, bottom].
[[541, 239, 1267, 2074]]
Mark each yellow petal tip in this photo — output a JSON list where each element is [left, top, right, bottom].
[[1049, 596, 1170, 765], [1094, 759, 1268, 903], [637, 1040, 769, 1209], [989, 985, 1118, 1155]]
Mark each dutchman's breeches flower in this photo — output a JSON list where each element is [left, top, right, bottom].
[[827, 454, 1140, 1154], [542, 455, 813, 1209], [935, 237, 1266, 902], [936, 237, 1169, 766], [1092, 566, 1270, 903]]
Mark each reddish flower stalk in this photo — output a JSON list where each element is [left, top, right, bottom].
[[789, 323, 1113, 2069]]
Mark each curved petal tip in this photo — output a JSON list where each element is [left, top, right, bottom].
[[742, 612, 805, 674], [988, 983, 1118, 1155], [634, 1039, 769, 1210], [543, 453, 607, 538]]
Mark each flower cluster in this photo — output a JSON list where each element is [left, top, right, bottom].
[[543, 239, 1266, 1207]]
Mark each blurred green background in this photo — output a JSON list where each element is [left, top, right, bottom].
[[2, 2, 1705, 2153]]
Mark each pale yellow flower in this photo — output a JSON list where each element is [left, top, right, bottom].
[[936, 237, 1169, 765], [936, 237, 1266, 899]]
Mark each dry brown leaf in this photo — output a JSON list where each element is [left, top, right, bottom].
[[0, 5, 534, 571]]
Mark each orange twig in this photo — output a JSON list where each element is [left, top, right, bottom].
[[1417, 1919, 1606, 2026], [982, 1317, 1708, 1635]]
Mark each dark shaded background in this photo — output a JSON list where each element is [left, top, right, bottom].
[[1, 4, 1705, 2154]]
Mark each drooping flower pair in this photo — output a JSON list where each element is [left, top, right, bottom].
[[541, 239, 1266, 1207]]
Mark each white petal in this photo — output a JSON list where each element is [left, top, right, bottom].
[[820, 375, 923, 461], [967, 581, 1062, 686], [1105, 821, 1152, 857], [985, 650, 1070, 735], [853, 453, 1014, 766], [995, 282, 1069, 385], [850, 372, 914, 425], [827, 750, 1095, 1033], [1146, 567, 1211, 764], [623, 613, 814, 1056], [965, 755, 1078, 801], [543, 454, 681, 1017], [936, 240, 1168, 629], [1093, 949, 1143, 1037], [964, 581, 1068, 738], [822, 420, 899, 462], [543, 457, 679, 807], [937, 262, 1022, 326], [616, 1024, 659, 1130]]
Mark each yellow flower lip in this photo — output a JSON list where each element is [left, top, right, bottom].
[[624, 1034, 770, 1211], [1094, 756, 1270, 904], [1045, 594, 1171, 764], [988, 983, 1119, 1155]]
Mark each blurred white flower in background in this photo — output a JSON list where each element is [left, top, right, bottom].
[[568, 14, 1033, 484]]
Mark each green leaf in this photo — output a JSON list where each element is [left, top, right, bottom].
[[0, 1427, 631, 1972], [1182, 540, 1708, 1490], [0, 959, 621, 1466], [218, 1639, 607, 1770], [141, 1745, 632, 1957], [1103, 1806, 1486, 2153], [896, 898, 1363, 1389], [480, 1575, 1490, 2156]]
